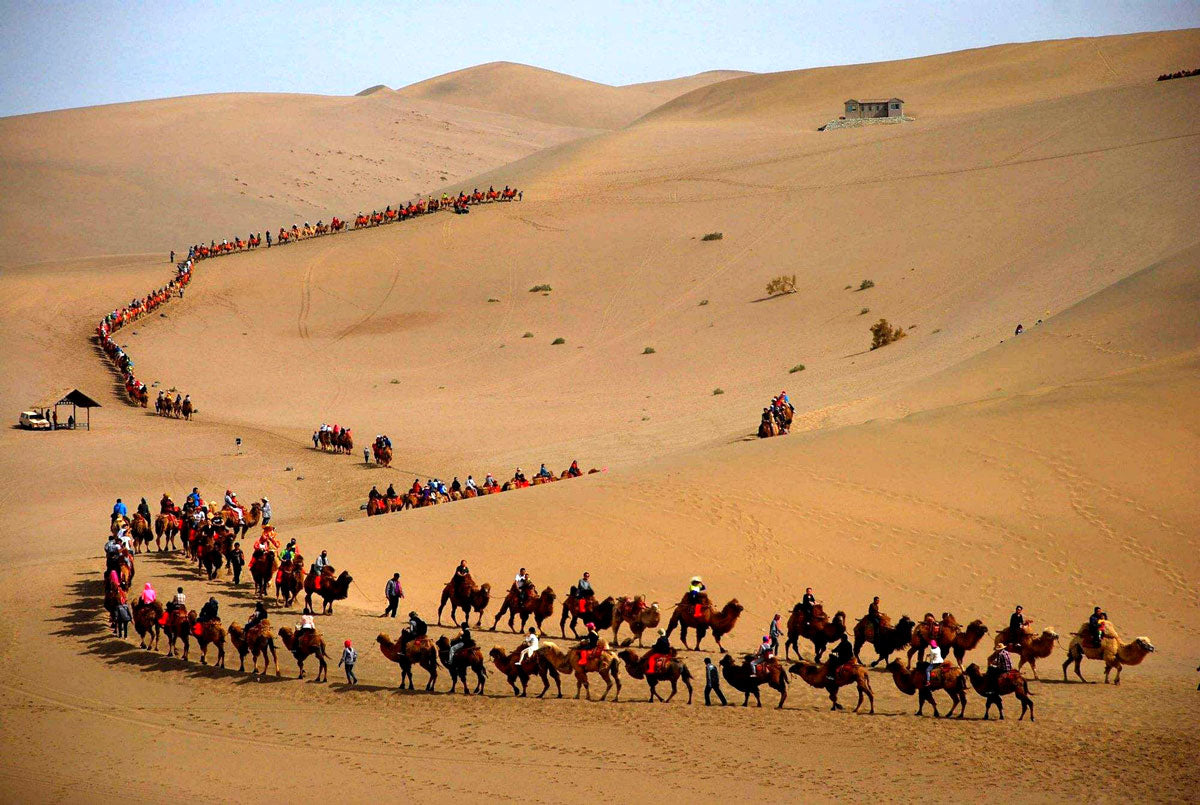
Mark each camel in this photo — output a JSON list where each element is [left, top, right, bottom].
[[435, 635, 487, 695], [154, 513, 179, 551], [1002, 629, 1059, 679], [666, 595, 743, 651], [250, 550, 278, 598], [488, 646, 562, 698], [181, 398, 193, 420], [375, 445, 392, 467], [788, 659, 874, 713], [377, 633, 439, 691], [276, 556, 304, 606], [964, 663, 1034, 721], [909, 618, 989, 666], [228, 621, 280, 676], [536, 640, 621, 701], [161, 608, 191, 660], [366, 498, 388, 517], [785, 603, 847, 662], [492, 586, 556, 633], [304, 568, 353, 615], [220, 503, 261, 538], [1062, 621, 1154, 684], [129, 514, 153, 553], [612, 597, 660, 646], [884, 660, 967, 718], [617, 649, 693, 703], [278, 626, 329, 681], [437, 577, 491, 626], [197, 532, 224, 580], [719, 654, 787, 709], [853, 614, 915, 667], [132, 599, 163, 650], [559, 592, 616, 638], [186, 612, 227, 667]]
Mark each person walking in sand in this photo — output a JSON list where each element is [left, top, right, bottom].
[[339, 640, 358, 685], [382, 573, 403, 618], [704, 657, 727, 706]]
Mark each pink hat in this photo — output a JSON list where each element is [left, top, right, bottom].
[[586, 622, 596, 630], [930, 640, 938, 648]]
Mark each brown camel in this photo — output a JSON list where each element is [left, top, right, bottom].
[[228, 621, 280, 676], [129, 514, 153, 553], [186, 612, 227, 667], [853, 614, 915, 667], [964, 663, 1035, 721], [377, 632, 439, 691], [220, 503, 262, 537], [492, 586, 556, 633], [250, 550, 278, 598], [276, 556, 304, 606], [559, 593, 616, 638], [1003, 629, 1059, 679], [303, 568, 353, 614], [1062, 621, 1154, 685], [885, 660, 967, 718], [132, 599, 163, 650], [719, 654, 787, 709], [435, 635, 487, 695], [161, 608, 191, 660], [612, 597, 660, 646], [536, 640, 621, 701], [617, 648, 693, 703], [666, 595, 743, 651], [909, 618, 989, 666], [788, 659, 874, 713], [785, 603, 847, 662], [278, 626, 329, 681], [437, 577, 491, 626], [488, 646, 562, 698], [154, 513, 179, 551]]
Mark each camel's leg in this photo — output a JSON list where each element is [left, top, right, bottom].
[[598, 669, 613, 701], [828, 685, 840, 711], [742, 690, 750, 707], [665, 679, 677, 703], [217, 644, 225, 669]]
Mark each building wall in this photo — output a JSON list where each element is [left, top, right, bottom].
[[844, 100, 903, 119]]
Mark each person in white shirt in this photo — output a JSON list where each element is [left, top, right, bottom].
[[518, 627, 539, 664], [925, 639, 944, 687], [298, 610, 315, 634]]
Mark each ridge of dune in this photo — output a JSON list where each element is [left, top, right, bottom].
[[640, 28, 1200, 124], [393, 61, 748, 130]]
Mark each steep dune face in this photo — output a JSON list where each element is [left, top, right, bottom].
[[0, 91, 597, 267], [641, 28, 1200, 124], [393, 61, 747, 129]]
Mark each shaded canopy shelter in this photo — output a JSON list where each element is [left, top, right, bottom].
[[35, 389, 101, 431]]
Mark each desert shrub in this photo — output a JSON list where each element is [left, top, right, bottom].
[[789, 364, 805, 373], [551, 337, 566, 345], [712, 388, 725, 395], [698, 299, 709, 306], [522, 332, 534, 338], [870, 318, 907, 350], [931, 328, 942, 334], [389, 379, 400, 384], [844, 285, 852, 290], [529, 284, 552, 293], [487, 298, 500, 303], [765, 274, 797, 296], [860, 307, 870, 315], [701, 232, 723, 241], [859, 279, 875, 290], [642, 346, 656, 354]]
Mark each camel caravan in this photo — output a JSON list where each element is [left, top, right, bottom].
[[314, 423, 355, 454], [758, 390, 794, 438], [96, 259, 194, 410], [98, 500, 1156, 717], [187, 184, 523, 262], [365, 462, 599, 516]]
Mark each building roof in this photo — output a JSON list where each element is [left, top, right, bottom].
[[35, 389, 102, 409], [845, 98, 903, 103]]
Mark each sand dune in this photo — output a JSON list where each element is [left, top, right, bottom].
[[1, 28, 1198, 802]]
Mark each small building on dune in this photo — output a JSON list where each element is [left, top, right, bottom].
[[844, 98, 904, 119]]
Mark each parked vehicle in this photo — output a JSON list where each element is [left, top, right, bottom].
[[18, 411, 51, 430]]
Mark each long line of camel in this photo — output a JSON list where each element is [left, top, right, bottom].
[[101, 505, 1156, 721]]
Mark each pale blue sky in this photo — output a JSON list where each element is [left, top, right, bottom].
[[1, 1, 1197, 117]]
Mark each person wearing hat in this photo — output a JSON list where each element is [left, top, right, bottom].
[[447, 623, 473, 667], [924, 639, 944, 688], [260, 498, 272, 526], [580, 622, 600, 651], [401, 610, 427, 652], [382, 573, 403, 618], [339, 639, 358, 685], [688, 576, 706, 604], [649, 628, 671, 657]]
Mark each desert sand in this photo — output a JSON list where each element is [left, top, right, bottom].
[[0, 29, 1198, 802]]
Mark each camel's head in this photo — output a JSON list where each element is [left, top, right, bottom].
[[967, 619, 988, 635], [719, 653, 735, 669], [787, 661, 813, 677], [488, 647, 507, 661], [1041, 629, 1059, 641], [376, 634, 390, 645], [725, 599, 744, 616], [896, 615, 915, 633], [884, 660, 906, 674], [479, 582, 492, 594], [617, 649, 637, 663], [1133, 637, 1156, 653], [650, 602, 659, 611]]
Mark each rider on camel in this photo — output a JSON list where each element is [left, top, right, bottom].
[[517, 627, 539, 663], [576, 572, 594, 600], [465, 475, 479, 494], [484, 473, 498, 489], [688, 576, 706, 604], [513, 568, 531, 598], [246, 602, 269, 632], [749, 635, 774, 675], [447, 624, 473, 666], [297, 608, 315, 635], [385, 483, 397, 499], [826, 633, 853, 683], [867, 596, 883, 631], [167, 587, 187, 614], [579, 623, 600, 651], [139, 583, 157, 606], [567, 460, 582, 477], [800, 587, 816, 621], [1087, 606, 1106, 646], [198, 596, 219, 623], [369, 486, 381, 501], [535, 464, 552, 480], [1008, 605, 1028, 646]]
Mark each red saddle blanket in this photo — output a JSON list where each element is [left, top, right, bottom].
[[646, 654, 670, 674]]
